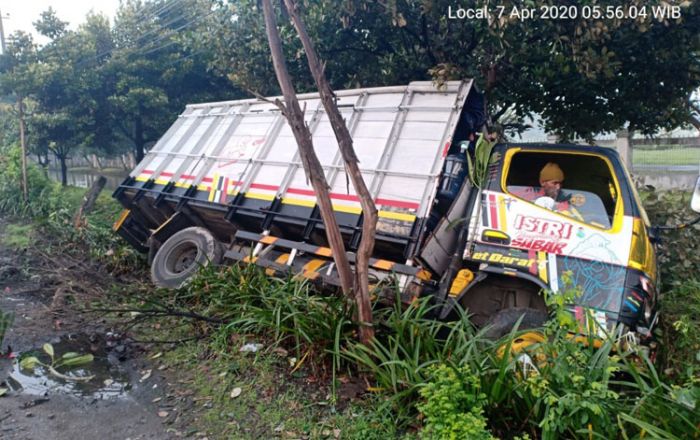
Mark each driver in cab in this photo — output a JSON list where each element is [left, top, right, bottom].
[[521, 163, 582, 220]]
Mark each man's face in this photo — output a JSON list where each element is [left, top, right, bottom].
[[541, 179, 562, 199]]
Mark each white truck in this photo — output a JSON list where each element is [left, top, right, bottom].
[[113, 81, 700, 348]]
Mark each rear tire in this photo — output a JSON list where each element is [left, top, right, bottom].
[[150, 227, 223, 289], [483, 307, 548, 340]]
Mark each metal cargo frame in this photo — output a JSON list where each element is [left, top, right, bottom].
[[114, 81, 473, 263]]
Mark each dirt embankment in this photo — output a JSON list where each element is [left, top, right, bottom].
[[0, 222, 185, 440]]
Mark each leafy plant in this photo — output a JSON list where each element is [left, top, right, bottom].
[[657, 279, 700, 381], [640, 188, 700, 288], [417, 364, 496, 440], [341, 296, 487, 420], [409, 274, 700, 439], [19, 342, 95, 382], [0, 310, 13, 352], [174, 263, 354, 368], [0, 146, 56, 218], [465, 133, 496, 189]]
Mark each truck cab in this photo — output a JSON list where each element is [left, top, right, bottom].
[[448, 143, 658, 348]]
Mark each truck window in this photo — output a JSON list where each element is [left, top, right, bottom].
[[504, 151, 618, 229]]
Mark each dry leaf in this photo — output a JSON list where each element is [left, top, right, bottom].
[[140, 369, 152, 382]]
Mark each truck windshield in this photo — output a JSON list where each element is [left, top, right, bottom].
[[504, 151, 618, 229]]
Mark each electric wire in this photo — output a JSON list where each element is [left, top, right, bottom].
[[72, 0, 216, 69]]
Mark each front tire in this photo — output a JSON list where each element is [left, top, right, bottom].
[[483, 307, 548, 339], [150, 227, 223, 289]]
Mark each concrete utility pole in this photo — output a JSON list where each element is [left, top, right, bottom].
[[19, 95, 28, 202], [616, 129, 633, 170], [0, 8, 6, 54]]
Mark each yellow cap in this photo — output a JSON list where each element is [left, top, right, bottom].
[[540, 162, 564, 183]]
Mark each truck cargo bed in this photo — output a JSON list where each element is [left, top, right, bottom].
[[114, 81, 472, 262]]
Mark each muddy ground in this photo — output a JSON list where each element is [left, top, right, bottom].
[[0, 225, 194, 439]]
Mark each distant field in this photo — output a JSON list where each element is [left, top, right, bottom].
[[633, 147, 700, 166]]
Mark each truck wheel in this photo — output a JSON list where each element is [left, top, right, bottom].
[[483, 307, 548, 340], [151, 227, 223, 289]]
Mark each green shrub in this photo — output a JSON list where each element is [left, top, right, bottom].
[[658, 279, 700, 380], [417, 364, 495, 440], [640, 188, 700, 288], [0, 145, 56, 217], [382, 279, 700, 439]]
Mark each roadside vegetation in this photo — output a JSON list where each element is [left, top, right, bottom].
[[0, 151, 698, 438]]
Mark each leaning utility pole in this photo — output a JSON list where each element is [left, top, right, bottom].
[[18, 94, 28, 202]]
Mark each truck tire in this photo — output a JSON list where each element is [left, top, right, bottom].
[[150, 227, 223, 289], [483, 307, 548, 340]]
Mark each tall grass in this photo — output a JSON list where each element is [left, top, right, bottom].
[[161, 262, 700, 438], [178, 264, 354, 363], [341, 297, 487, 411], [338, 281, 700, 439]]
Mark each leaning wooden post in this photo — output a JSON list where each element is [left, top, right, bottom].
[[74, 176, 107, 229]]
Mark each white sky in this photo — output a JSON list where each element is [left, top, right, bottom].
[[1, 0, 121, 46]]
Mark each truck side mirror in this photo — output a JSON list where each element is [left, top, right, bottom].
[[692, 176, 700, 213]]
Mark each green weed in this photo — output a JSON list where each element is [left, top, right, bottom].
[[410, 280, 700, 439], [0, 310, 13, 351], [640, 188, 700, 289], [658, 279, 700, 381], [341, 295, 486, 420], [417, 364, 495, 440], [176, 264, 354, 369], [2, 223, 34, 249]]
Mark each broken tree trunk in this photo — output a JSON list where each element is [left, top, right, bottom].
[[284, 0, 376, 343], [73, 176, 107, 229], [261, 0, 355, 296]]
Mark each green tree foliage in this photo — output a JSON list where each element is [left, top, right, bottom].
[[108, 0, 238, 162], [0, 31, 37, 148], [0, 0, 236, 182], [194, 0, 700, 139], [32, 7, 68, 40], [28, 9, 113, 185]]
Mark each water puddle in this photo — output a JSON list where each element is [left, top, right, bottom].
[[6, 334, 132, 399]]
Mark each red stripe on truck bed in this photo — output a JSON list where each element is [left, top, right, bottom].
[[140, 169, 420, 210]]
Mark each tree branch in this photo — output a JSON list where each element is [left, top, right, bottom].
[[261, 0, 355, 296], [284, 0, 376, 343], [85, 307, 225, 324]]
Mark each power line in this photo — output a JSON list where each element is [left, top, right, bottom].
[[74, 0, 214, 69]]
